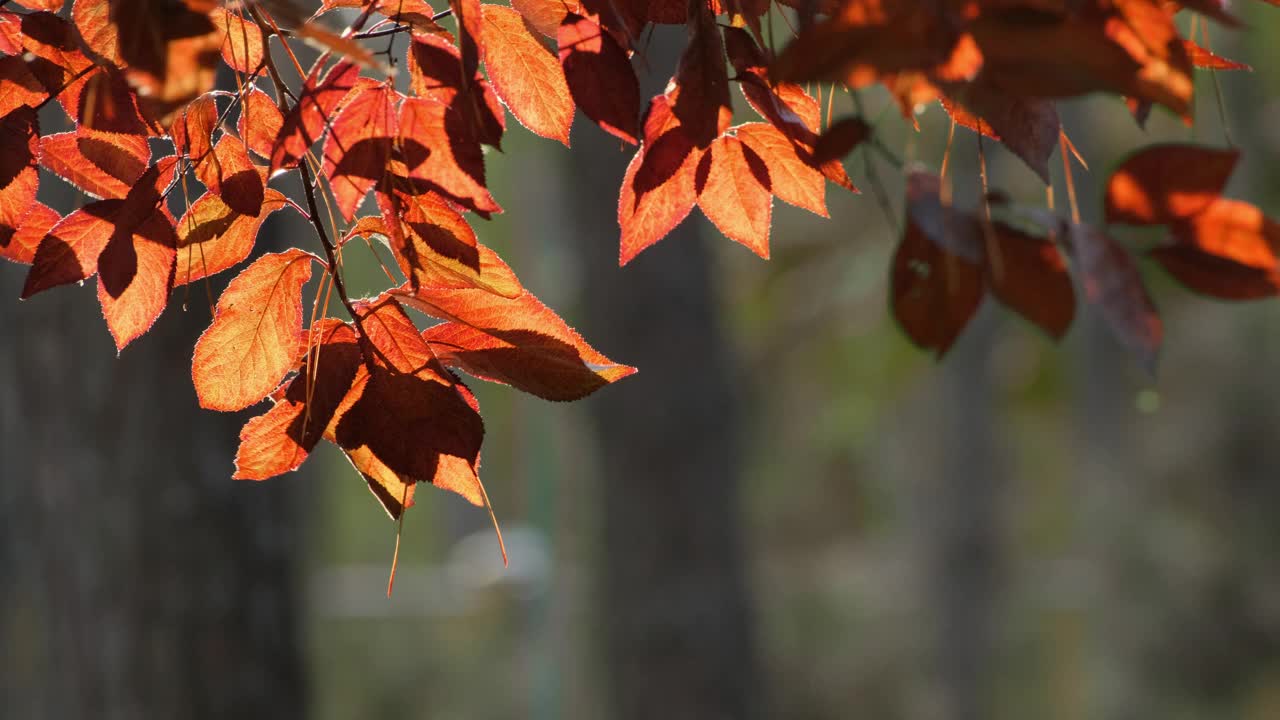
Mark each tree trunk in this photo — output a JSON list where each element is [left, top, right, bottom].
[[565, 29, 761, 716], [0, 259, 306, 719]]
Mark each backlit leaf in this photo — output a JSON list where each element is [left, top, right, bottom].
[[192, 249, 319, 411], [323, 83, 397, 221], [1150, 198, 1280, 299], [0, 201, 59, 264], [40, 129, 150, 199], [196, 134, 266, 218], [1105, 143, 1239, 225], [695, 135, 773, 258], [481, 4, 574, 145], [238, 86, 284, 160], [97, 209, 177, 350], [0, 106, 39, 254], [175, 188, 288, 285], [735, 122, 828, 217], [558, 12, 640, 144]]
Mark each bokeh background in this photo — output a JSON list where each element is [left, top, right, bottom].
[[5, 5, 1280, 719]]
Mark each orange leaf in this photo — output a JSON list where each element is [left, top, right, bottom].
[[97, 209, 177, 350], [238, 86, 284, 160], [404, 281, 637, 401], [0, 106, 39, 254], [192, 249, 319, 411], [397, 96, 502, 215], [235, 322, 364, 480], [1150, 198, 1280, 299], [696, 135, 773, 258], [40, 129, 150, 199], [210, 7, 264, 75], [0, 201, 59, 265], [558, 12, 640, 144], [515, 0, 584, 36], [986, 221, 1075, 338], [481, 4, 574, 145], [352, 295, 453, 384], [405, 32, 505, 148], [175, 188, 288, 285], [170, 93, 217, 163], [1183, 38, 1250, 70], [270, 59, 361, 172], [323, 83, 397, 221], [197, 134, 266, 218], [618, 96, 700, 265], [0, 55, 47, 117], [735, 123, 828, 217], [22, 201, 120, 297], [1104, 143, 1239, 225], [77, 68, 151, 136]]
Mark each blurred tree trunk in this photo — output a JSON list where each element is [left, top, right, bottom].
[[0, 258, 305, 718], [925, 309, 1004, 720], [565, 28, 761, 716]]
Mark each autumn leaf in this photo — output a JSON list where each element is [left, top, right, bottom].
[[618, 95, 700, 265], [0, 201, 59, 264], [1150, 198, 1280, 299], [22, 201, 121, 297], [192, 249, 319, 411], [197, 134, 266, 218], [1105, 143, 1240, 225], [235, 321, 364, 480], [97, 208, 177, 350], [175, 189, 288, 285], [238, 86, 284, 160], [891, 218, 986, 357], [40, 129, 150, 199], [695, 135, 773, 258], [209, 7, 264, 75], [985, 221, 1075, 338], [396, 96, 502, 215], [0, 106, 39, 253], [735, 123, 828, 217], [672, 3, 732, 148], [515, 0, 585, 36], [405, 32, 506, 149], [481, 4, 575, 145], [1064, 221, 1162, 373], [323, 83, 398, 221], [558, 12, 641, 144], [271, 59, 361, 173], [0, 55, 47, 117], [939, 82, 1060, 184]]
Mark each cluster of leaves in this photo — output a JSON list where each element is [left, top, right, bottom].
[[1, 0, 1278, 556]]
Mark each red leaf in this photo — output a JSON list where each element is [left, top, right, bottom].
[[672, 4, 732, 147], [0, 201, 59, 265], [891, 218, 985, 357], [19, 12, 93, 106], [323, 83, 397, 221], [515, 0, 584, 36], [618, 96, 700, 264], [397, 96, 502, 215], [1105, 143, 1239, 225], [812, 116, 871, 165], [986, 221, 1075, 338], [175, 188, 288, 285], [40, 129, 150, 199], [209, 7, 264, 75], [939, 83, 1060, 184], [1065, 221, 1162, 373], [481, 4, 575, 145], [558, 12, 640, 144], [696, 135, 773, 258], [1183, 38, 1250, 70], [352, 295, 453, 384], [170, 93, 217, 163], [77, 68, 150, 136], [270, 59, 361, 172], [235, 322, 365, 480], [192, 249, 319, 411], [735, 123, 828, 217], [197, 134, 266, 218], [0, 106, 39, 254], [22, 201, 120, 297], [238, 86, 284, 160], [13, 0, 64, 12], [1150, 198, 1280, 300], [0, 55, 49, 117], [403, 281, 637, 401], [97, 209, 177, 350], [405, 32, 505, 148]]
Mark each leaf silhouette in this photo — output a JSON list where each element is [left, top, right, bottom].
[[1065, 221, 1162, 373], [558, 12, 640, 144]]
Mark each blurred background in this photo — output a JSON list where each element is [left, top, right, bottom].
[[5, 5, 1280, 719]]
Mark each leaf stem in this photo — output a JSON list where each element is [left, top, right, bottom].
[[298, 161, 379, 368]]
